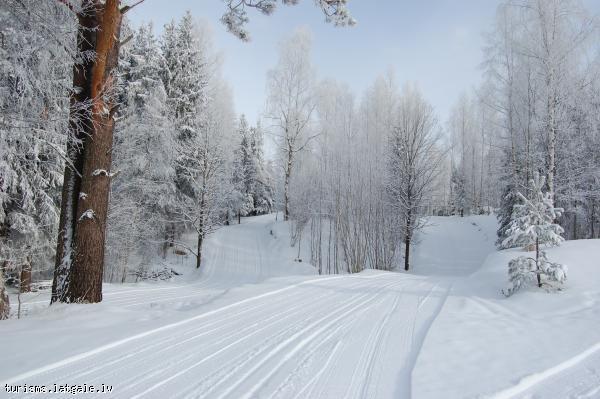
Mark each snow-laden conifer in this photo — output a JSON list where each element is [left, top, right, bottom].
[[503, 172, 567, 296]]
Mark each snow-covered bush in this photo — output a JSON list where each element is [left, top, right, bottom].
[[502, 173, 567, 296]]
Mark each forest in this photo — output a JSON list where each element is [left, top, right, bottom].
[[1, 1, 600, 398], [1, 0, 598, 309]]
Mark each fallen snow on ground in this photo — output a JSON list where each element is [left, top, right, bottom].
[[1, 214, 599, 398], [413, 227, 600, 398]]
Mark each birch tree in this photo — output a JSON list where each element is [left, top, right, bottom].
[[387, 85, 443, 271], [266, 28, 317, 221]]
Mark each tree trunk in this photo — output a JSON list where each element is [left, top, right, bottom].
[[0, 276, 9, 320], [20, 260, 32, 294], [238, 210, 241, 224], [196, 232, 204, 269], [536, 237, 542, 288], [52, 0, 124, 303], [284, 145, 293, 221], [162, 231, 169, 259], [51, 1, 97, 303], [591, 201, 596, 239], [404, 234, 411, 271], [404, 209, 412, 271], [197, 187, 207, 269]]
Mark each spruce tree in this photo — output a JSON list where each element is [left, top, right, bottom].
[[249, 122, 274, 215], [106, 22, 176, 281], [502, 173, 567, 296], [231, 116, 255, 221]]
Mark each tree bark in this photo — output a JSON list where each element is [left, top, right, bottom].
[[20, 260, 31, 294], [536, 237, 542, 288], [0, 276, 9, 320], [51, 1, 97, 303], [404, 234, 411, 271], [284, 143, 293, 221], [196, 232, 204, 269], [404, 208, 412, 271], [52, 0, 124, 303]]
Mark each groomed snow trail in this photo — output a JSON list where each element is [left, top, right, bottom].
[[1, 215, 496, 399], [4, 277, 450, 399]]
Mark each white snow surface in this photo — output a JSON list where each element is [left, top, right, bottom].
[[1, 214, 600, 398]]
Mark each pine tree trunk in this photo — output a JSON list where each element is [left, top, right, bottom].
[[69, 1, 123, 303], [51, 2, 97, 303], [52, 0, 124, 303]]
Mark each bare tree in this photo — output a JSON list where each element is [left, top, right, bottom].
[[266, 28, 317, 221], [387, 85, 443, 271]]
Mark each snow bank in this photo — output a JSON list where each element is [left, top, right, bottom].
[[413, 239, 600, 399]]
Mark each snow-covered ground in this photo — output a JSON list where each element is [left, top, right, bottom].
[[1, 214, 599, 398]]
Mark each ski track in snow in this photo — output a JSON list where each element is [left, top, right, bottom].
[[2, 216, 457, 399], [489, 341, 600, 399], [5, 276, 444, 399]]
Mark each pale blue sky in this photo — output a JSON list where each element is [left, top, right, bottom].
[[127, 0, 600, 125]]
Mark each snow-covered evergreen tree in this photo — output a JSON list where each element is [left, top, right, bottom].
[[450, 167, 469, 216], [502, 172, 567, 296], [0, 0, 71, 289], [230, 115, 255, 221], [496, 182, 518, 248], [162, 11, 209, 192], [160, 12, 211, 247], [230, 116, 274, 221], [106, 22, 176, 282], [249, 123, 274, 215], [160, 14, 235, 268]]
